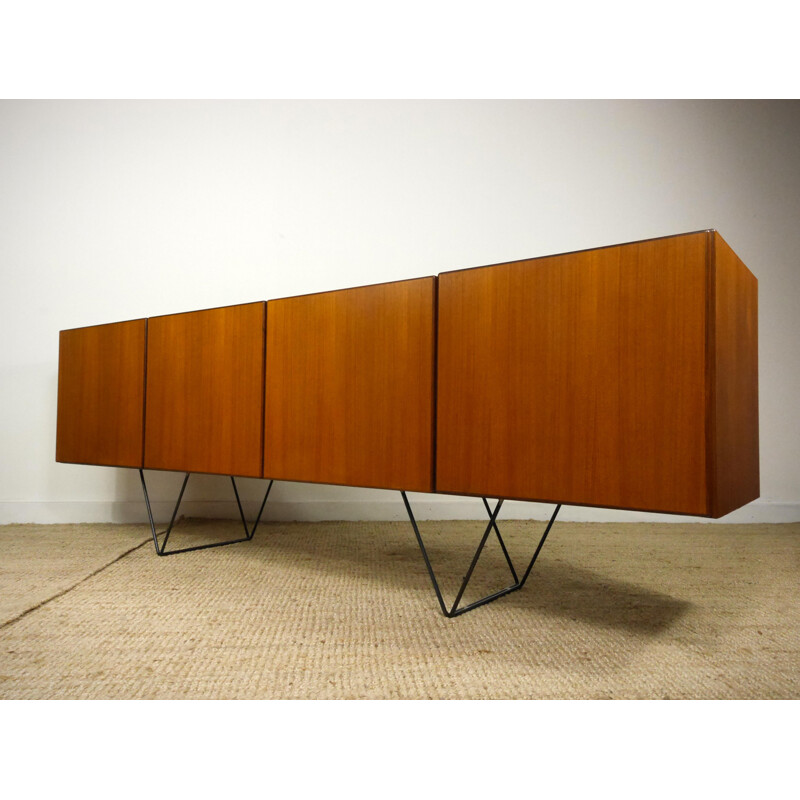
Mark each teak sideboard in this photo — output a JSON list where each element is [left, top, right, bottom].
[[56, 230, 759, 617]]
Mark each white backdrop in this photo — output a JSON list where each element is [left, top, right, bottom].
[[1, 99, 798, 523]]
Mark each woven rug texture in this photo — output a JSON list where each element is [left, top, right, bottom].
[[1, 519, 798, 699]]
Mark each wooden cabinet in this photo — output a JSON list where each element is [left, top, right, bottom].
[[56, 230, 758, 519], [436, 230, 758, 517], [144, 302, 265, 478], [56, 319, 146, 468], [264, 278, 436, 492]]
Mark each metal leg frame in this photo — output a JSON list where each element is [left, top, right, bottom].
[[401, 491, 561, 617], [139, 470, 274, 556]]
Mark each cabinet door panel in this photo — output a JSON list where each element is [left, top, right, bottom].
[[57, 319, 146, 468], [436, 233, 709, 515], [144, 303, 265, 477], [264, 278, 435, 492]]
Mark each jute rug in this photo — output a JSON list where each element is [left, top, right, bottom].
[[1, 519, 798, 699]]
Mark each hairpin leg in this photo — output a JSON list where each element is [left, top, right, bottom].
[[139, 470, 274, 556], [401, 491, 561, 617]]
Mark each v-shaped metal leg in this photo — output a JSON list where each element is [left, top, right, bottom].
[[139, 470, 274, 556], [401, 491, 561, 617]]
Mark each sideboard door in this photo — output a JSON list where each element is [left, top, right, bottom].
[[57, 319, 146, 468], [144, 302, 265, 478], [264, 278, 435, 492], [436, 232, 711, 515]]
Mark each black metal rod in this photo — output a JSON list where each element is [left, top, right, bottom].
[[401, 493, 562, 618], [249, 479, 274, 540], [481, 496, 519, 583], [139, 468, 160, 553], [231, 476, 249, 539], [450, 583, 522, 617], [401, 491, 450, 617], [448, 499, 504, 613], [138, 470, 273, 557], [157, 536, 252, 555], [518, 503, 561, 586], [160, 472, 191, 553]]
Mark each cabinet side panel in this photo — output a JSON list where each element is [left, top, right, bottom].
[[56, 319, 146, 468], [264, 278, 435, 492], [144, 303, 265, 478], [711, 232, 759, 517], [437, 233, 709, 514]]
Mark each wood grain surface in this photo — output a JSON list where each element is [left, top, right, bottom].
[[264, 278, 435, 491], [436, 232, 710, 515], [56, 319, 146, 468], [709, 231, 759, 516], [144, 302, 265, 478], [56, 230, 758, 517]]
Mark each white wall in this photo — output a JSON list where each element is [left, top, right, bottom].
[[1, 100, 798, 524]]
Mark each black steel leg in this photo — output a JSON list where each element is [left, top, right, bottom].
[[401, 491, 561, 617], [139, 470, 274, 556]]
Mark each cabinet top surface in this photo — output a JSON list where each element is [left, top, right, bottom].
[[60, 317, 146, 335], [439, 229, 717, 277], [267, 275, 436, 305], [147, 300, 266, 321]]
